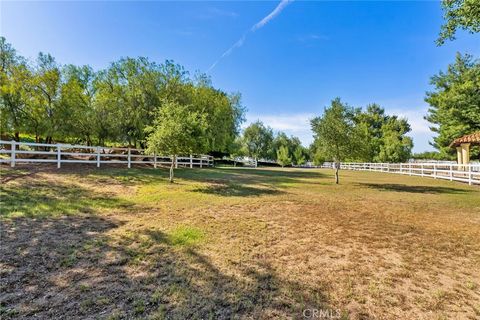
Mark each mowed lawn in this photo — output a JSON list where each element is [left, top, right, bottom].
[[1, 165, 479, 319]]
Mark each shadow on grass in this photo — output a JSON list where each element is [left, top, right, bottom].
[[359, 183, 472, 194], [0, 177, 133, 218], [83, 166, 325, 198], [1, 215, 333, 319], [191, 183, 285, 197]]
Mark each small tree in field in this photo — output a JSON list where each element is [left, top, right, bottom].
[[146, 100, 207, 183], [311, 98, 367, 184], [276, 145, 291, 167]]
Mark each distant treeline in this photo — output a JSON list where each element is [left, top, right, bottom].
[[0, 37, 245, 154]]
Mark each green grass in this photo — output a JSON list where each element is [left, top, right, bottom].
[[1, 165, 479, 319], [168, 225, 205, 247]]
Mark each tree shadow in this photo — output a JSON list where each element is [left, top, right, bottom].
[[191, 183, 285, 197], [0, 177, 134, 218], [359, 183, 472, 195], [1, 216, 333, 319]]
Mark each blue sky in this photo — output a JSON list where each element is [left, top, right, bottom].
[[1, 1, 479, 152]]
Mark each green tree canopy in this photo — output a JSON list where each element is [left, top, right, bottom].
[[311, 98, 369, 183], [276, 145, 292, 167], [425, 53, 480, 158], [242, 121, 274, 167], [353, 104, 413, 162], [145, 100, 207, 182], [437, 0, 480, 45]]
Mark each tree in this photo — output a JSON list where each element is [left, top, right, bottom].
[[228, 137, 246, 167], [145, 100, 207, 182], [437, 0, 480, 45], [276, 145, 291, 167], [353, 104, 413, 162], [293, 146, 306, 166], [311, 98, 368, 184], [242, 121, 273, 167], [60, 65, 98, 144], [376, 117, 413, 162], [0, 37, 30, 141], [425, 53, 480, 158], [29, 53, 63, 143]]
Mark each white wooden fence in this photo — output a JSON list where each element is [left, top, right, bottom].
[[0, 140, 213, 169], [333, 162, 480, 186]]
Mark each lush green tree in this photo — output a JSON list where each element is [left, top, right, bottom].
[[272, 132, 302, 161], [276, 145, 291, 167], [228, 137, 247, 166], [376, 118, 413, 162], [412, 151, 446, 160], [311, 98, 368, 184], [437, 0, 480, 45], [0, 37, 30, 140], [59, 65, 98, 144], [242, 121, 274, 167], [425, 53, 480, 158], [100, 57, 162, 147], [353, 104, 413, 162], [29, 53, 63, 143], [311, 147, 326, 166], [293, 145, 307, 165], [189, 83, 245, 154], [145, 100, 207, 182]]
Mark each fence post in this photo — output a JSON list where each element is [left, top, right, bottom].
[[128, 148, 131, 168], [433, 163, 437, 179], [190, 155, 193, 168], [450, 164, 453, 181], [409, 163, 412, 176], [57, 144, 61, 169], [468, 165, 472, 185], [10, 140, 16, 168], [421, 164, 424, 177], [97, 146, 101, 168], [175, 156, 178, 169], [154, 152, 157, 169], [200, 157, 203, 168]]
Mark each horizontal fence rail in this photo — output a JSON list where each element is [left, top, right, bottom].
[[328, 162, 479, 186], [0, 140, 213, 169]]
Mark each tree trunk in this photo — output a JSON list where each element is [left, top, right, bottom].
[[169, 156, 175, 183], [254, 157, 258, 168], [335, 162, 339, 184], [14, 132, 19, 142]]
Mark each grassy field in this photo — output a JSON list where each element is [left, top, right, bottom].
[[1, 165, 479, 319]]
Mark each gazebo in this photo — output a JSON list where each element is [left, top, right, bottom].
[[450, 132, 480, 165]]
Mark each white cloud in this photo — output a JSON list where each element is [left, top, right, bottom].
[[244, 113, 314, 146], [207, 0, 293, 72]]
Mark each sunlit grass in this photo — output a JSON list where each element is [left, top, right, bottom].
[[1, 165, 479, 319]]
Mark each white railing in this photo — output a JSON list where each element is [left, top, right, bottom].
[[0, 140, 213, 169], [331, 162, 480, 186]]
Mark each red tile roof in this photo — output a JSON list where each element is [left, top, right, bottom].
[[450, 132, 480, 147]]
